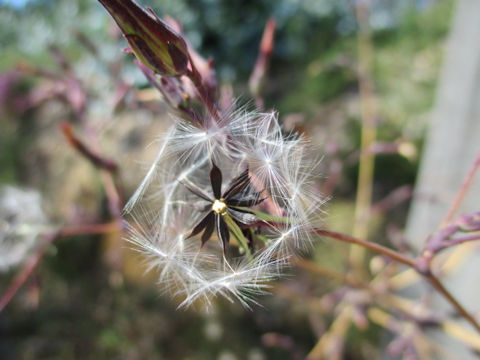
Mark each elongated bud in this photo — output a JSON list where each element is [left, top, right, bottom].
[[98, 0, 189, 76]]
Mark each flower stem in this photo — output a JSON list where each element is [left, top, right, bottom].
[[315, 228, 415, 268], [186, 56, 220, 124], [223, 213, 253, 260], [350, 0, 378, 272]]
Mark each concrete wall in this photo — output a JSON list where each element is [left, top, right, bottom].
[[405, 0, 480, 358]]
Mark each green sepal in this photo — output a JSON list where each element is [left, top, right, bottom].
[[222, 213, 252, 259]]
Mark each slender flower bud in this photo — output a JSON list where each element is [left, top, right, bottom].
[[98, 0, 189, 76]]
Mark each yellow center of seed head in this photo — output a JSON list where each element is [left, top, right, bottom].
[[212, 199, 227, 214]]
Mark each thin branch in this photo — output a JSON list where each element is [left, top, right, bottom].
[[186, 58, 220, 124], [426, 275, 480, 333], [100, 169, 123, 220], [441, 153, 480, 227], [442, 233, 480, 249], [427, 233, 480, 253], [315, 228, 480, 334], [249, 17, 276, 110], [0, 222, 120, 312], [370, 185, 412, 215], [315, 228, 415, 268], [0, 232, 57, 312], [60, 122, 118, 172]]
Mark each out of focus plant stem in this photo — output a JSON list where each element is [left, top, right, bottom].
[[0, 222, 121, 312], [350, 0, 378, 273], [60, 123, 118, 172], [249, 18, 276, 110], [388, 153, 480, 291], [316, 228, 480, 333], [258, 216, 480, 334], [441, 153, 480, 227], [293, 153, 480, 358]]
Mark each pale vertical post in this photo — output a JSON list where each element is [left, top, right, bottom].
[[405, 0, 480, 357]]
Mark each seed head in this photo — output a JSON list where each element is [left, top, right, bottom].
[[124, 107, 325, 307], [212, 200, 227, 214]]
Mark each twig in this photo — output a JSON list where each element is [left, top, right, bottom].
[[315, 228, 415, 268], [370, 185, 412, 215], [249, 18, 276, 110], [439, 234, 480, 249], [186, 57, 220, 124], [426, 275, 480, 333], [315, 228, 480, 334], [441, 153, 480, 227], [0, 222, 120, 312], [100, 169, 123, 220], [60, 122, 118, 172], [293, 257, 447, 331], [0, 232, 57, 312]]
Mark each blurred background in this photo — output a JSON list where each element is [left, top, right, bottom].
[[2, 0, 475, 359]]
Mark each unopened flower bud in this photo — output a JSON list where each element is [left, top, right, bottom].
[[99, 0, 189, 76]]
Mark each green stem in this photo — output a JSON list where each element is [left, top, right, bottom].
[[223, 213, 253, 260]]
